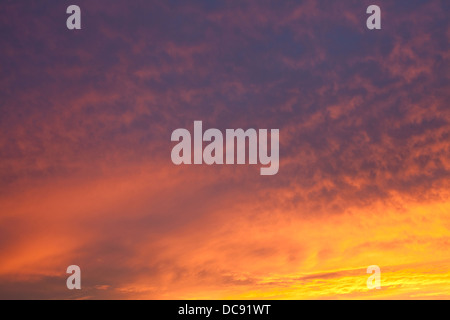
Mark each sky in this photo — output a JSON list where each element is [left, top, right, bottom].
[[0, 0, 449, 299]]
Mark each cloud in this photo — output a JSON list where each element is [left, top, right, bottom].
[[0, 0, 449, 299]]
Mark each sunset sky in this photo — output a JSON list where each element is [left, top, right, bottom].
[[0, 0, 449, 299]]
